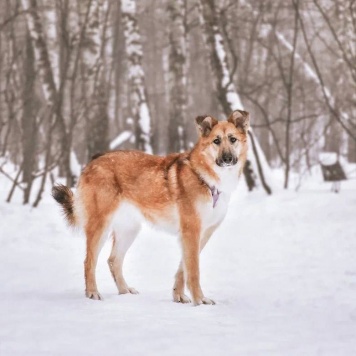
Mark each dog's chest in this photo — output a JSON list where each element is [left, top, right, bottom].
[[197, 192, 230, 230], [197, 168, 237, 229]]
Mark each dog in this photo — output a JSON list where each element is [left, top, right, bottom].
[[52, 110, 249, 305]]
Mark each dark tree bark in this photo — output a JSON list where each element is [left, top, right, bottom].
[[284, 0, 299, 189], [22, 33, 38, 204]]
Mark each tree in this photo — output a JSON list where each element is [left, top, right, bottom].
[[167, 0, 188, 153], [121, 0, 153, 153], [22, 33, 39, 204], [82, 0, 111, 159], [198, 0, 272, 194]]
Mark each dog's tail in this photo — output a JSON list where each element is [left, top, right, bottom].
[[52, 184, 77, 227]]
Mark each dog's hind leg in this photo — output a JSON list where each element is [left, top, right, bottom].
[[84, 221, 110, 300], [108, 224, 140, 295], [173, 224, 218, 304]]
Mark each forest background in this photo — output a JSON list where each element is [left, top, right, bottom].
[[0, 0, 355, 205]]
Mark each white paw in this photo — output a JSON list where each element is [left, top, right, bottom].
[[119, 287, 139, 295], [173, 292, 191, 304], [128, 287, 139, 294], [193, 296, 216, 306], [86, 291, 103, 300]]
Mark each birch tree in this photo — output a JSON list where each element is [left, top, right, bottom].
[[198, 0, 272, 194], [121, 0, 153, 154], [21, 0, 71, 192], [167, 0, 187, 153], [82, 0, 110, 159]]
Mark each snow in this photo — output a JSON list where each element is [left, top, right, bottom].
[[70, 151, 82, 177], [109, 131, 133, 149], [226, 91, 243, 111], [319, 152, 338, 165], [1, 172, 356, 355], [212, 30, 244, 112], [139, 102, 151, 135], [275, 32, 320, 83], [121, 0, 136, 15], [212, 29, 243, 109]]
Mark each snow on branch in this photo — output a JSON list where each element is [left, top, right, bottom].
[[110, 131, 133, 150]]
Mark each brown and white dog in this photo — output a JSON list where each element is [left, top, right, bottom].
[[52, 110, 249, 305]]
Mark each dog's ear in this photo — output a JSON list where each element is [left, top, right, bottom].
[[228, 110, 250, 134], [195, 115, 218, 137]]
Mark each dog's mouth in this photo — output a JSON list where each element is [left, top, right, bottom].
[[216, 158, 238, 167]]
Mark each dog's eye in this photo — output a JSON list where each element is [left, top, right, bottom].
[[213, 138, 221, 145], [230, 137, 237, 143]]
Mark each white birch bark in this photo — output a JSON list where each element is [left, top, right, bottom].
[[21, 0, 75, 186], [168, 0, 187, 153], [21, 0, 57, 107], [42, 0, 60, 90], [82, 0, 102, 98], [199, 0, 273, 194], [82, 0, 110, 158], [103, 2, 115, 123], [121, 0, 153, 154]]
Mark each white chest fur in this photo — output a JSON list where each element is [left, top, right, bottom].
[[197, 191, 230, 231], [197, 165, 239, 231]]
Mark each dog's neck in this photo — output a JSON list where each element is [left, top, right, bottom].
[[188, 147, 239, 194]]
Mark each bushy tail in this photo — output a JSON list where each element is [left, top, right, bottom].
[[52, 184, 76, 226]]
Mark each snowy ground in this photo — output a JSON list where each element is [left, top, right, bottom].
[[0, 170, 356, 355]]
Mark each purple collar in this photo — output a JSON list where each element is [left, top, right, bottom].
[[209, 185, 221, 208]]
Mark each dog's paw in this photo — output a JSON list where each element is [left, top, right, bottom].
[[119, 287, 139, 295], [86, 291, 103, 300], [193, 296, 216, 306], [173, 292, 191, 303]]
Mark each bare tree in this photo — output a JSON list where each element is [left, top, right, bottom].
[[21, 0, 70, 192], [1, 0, 356, 206], [198, 0, 272, 194], [22, 33, 39, 204], [121, 0, 153, 153], [167, 0, 188, 153], [82, 0, 111, 159]]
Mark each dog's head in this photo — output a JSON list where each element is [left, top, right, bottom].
[[195, 110, 250, 168]]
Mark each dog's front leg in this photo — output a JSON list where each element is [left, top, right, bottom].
[[172, 261, 191, 303], [181, 223, 215, 306], [173, 224, 219, 304]]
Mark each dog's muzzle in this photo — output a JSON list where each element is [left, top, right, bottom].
[[216, 153, 238, 167]]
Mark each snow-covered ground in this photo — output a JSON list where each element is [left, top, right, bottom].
[[0, 169, 356, 355]]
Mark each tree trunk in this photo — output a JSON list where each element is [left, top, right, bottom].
[[199, 0, 272, 194], [82, 0, 110, 160], [167, 0, 187, 153], [284, 0, 299, 189], [21, 0, 72, 186], [121, 0, 153, 154], [22, 33, 38, 204], [348, 130, 356, 162]]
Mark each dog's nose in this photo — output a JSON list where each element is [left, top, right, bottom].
[[222, 153, 233, 164]]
